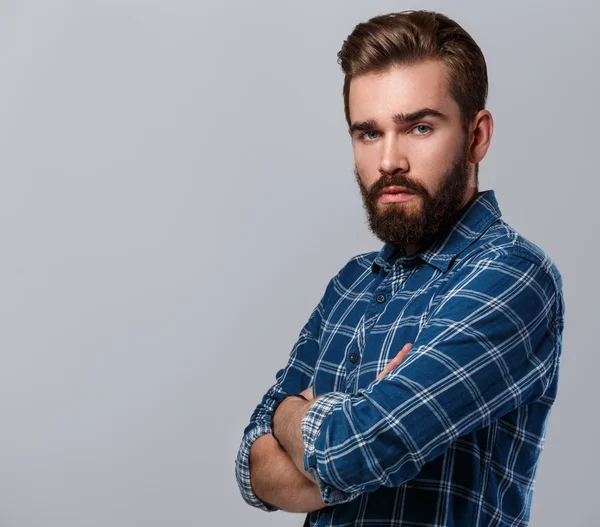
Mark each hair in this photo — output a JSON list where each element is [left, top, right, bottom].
[[338, 10, 488, 178]]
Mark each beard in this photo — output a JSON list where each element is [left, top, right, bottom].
[[354, 140, 472, 252]]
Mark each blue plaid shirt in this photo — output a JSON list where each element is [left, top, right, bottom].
[[235, 190, 565, 526]]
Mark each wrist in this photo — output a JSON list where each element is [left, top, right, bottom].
[[272, 394, 308, 446]]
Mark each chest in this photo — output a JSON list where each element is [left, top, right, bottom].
[[312, 264, 449, 395]]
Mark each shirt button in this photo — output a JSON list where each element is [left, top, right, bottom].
[[376, 294, 386, 304], [349, 352, 359, 364]]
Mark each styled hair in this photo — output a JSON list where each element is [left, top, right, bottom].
[[338, 10, 488, 133]]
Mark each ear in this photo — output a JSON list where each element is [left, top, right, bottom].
[[468, 110, 494, 164]]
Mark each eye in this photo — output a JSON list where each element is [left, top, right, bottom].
[[360, 131, 380, 142], [412, 124, 432, 135]]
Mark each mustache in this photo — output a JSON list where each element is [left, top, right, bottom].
[[369, 174, 429, 198]]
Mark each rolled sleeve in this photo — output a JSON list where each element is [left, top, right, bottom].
[[301, 392, 362, 506], [234, 424, 280, 512], [299, 253, 562, 499], [234, 265, 345, 511]]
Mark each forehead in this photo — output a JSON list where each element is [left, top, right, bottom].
[[348, 59, 460, 123]]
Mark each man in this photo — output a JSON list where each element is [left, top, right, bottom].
[[235, 9, 565, 527]]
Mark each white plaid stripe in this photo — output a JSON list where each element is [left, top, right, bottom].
[[234, 190, 565, 526]]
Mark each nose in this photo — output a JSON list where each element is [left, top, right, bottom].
[[378, 134, 408, 176]]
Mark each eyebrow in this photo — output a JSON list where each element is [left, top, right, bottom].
[[349, 108, 447, 135]]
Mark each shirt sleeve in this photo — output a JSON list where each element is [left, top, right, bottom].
[[301, 252, 564, 506], [234, 266, 341, 511]]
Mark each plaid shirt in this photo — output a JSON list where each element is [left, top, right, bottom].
[[235, 190, 565, 526]]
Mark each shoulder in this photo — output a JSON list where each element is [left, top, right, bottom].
[[455, 218, 563, 297]]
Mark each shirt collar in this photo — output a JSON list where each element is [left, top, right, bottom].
[[371, 189, 502, 275]]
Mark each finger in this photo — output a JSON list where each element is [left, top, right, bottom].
[[377, 343, 414, 380], [387, 345, 411, 368], [299, 386, 314, 399], [376, 359, 398, 380], [378, 355, 403, 379], [398, 343, 413, 355], [397, 343, 413, 359]]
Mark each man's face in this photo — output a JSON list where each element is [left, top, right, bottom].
[[349, 59, 475, 252]]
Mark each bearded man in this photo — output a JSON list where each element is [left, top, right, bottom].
[[235, 10, 565, 527]]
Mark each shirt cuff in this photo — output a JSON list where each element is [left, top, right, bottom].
[[301, 392, 362, 506], [234, 425, 280, 512]]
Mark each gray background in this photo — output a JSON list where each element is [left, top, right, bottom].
[[1, 0, 596, 526]]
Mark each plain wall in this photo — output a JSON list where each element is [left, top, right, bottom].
[[1, 0, 597, 525]]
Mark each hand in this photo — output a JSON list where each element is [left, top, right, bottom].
[[376, 343, 413, 381], [299, 385, 314, 400], [298, 343, 412, 399]]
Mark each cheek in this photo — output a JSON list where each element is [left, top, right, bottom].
[[411, 136, 459, 173], [354, 144, 380, 166], [354, 149, 379, 185]]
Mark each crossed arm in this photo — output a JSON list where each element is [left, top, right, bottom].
[[248, 430, 324, 512], [237, 253, 561, 511], [249, 346, 412, 513]]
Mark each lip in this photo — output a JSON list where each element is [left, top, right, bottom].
[[378, 186, 416, 197], [379, 192, 416, 203], [378, 186, 417, 203]]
